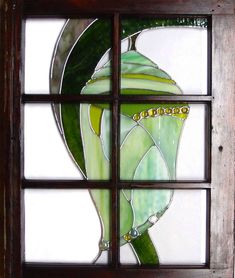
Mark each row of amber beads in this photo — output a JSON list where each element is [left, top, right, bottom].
[[132, 106, 189, 122]]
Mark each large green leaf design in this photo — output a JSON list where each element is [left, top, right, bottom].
[[51, 18, 205, 264]]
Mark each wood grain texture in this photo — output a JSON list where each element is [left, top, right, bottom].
[[210, 15, 235, 276], [22, 263, 235, 278], [1, 0, 235, 277], [23, 264, 211, 278], [22, 94, 213, 103], [0, 2, 5, 278], [23, 0, 235, 16], [0, 1, 24, 278]]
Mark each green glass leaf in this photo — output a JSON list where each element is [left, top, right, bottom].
[[61, 104, 86, 176], [131, 230, 159, 265]]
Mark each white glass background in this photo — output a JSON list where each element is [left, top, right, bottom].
[[24, 189, 105, 263], [24, 104, 82, 179], [25, 19, 66, 94], [135, 27, 208, 95]]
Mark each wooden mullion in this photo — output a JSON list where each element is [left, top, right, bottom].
[[118, 182, 211, 189], [119, 95, 212, 103], [22, 94, 113, 103], [110, 12, 120, 268], [22, 94, 212, 103], [22, 263, 217, 278], [0, 3, 6, 278], [22, 180, 211, 189], [22, 179, 114, 189]]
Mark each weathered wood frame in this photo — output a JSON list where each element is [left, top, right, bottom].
[[0, 0, 235, 277]]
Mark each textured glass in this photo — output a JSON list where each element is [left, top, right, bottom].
[[25, 19, 66, 94], [24, 104, 82, 179], [120, 190, 207, 265], [120, 18, 208, 95], [24, 103, 111, 180], [25, 189, 110, 264], [120, 104, 205, 181]]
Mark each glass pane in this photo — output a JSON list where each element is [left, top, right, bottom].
[[25, 18, 112, 95], [120, 103, 205, 181], [120, 18, 208, 95], [24, 103, 111, 180], [25, 19, 66, 94], [119, 189, 207, 265], [25, 189, 110, 263]]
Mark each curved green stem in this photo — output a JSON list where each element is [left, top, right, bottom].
[[130, 230, 159, 265]]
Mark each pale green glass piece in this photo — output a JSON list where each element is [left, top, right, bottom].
[[133, 146, 170, 180], [80, 103, 110, 179], [120, 126, 154, 180], [140, 116, 184, 178], [100, 109, 111, 161], [120, 114, 137, 145], [120, 190, 134, 236], [132, 189, 173, 228]]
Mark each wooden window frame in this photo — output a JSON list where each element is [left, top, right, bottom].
[[0, 0, 235, 277]]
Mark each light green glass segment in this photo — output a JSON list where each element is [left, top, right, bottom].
[[80, 103, 111, 179]]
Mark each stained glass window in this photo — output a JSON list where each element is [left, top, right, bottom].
[[24, 17, 210, 266]]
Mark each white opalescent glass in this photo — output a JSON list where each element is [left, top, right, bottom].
[[24, 189, 108, 263], [25, 19, 66, 94], [136, 28, 207, 95], [24, 104, 82, 179], [176, 104, 205, 180]]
